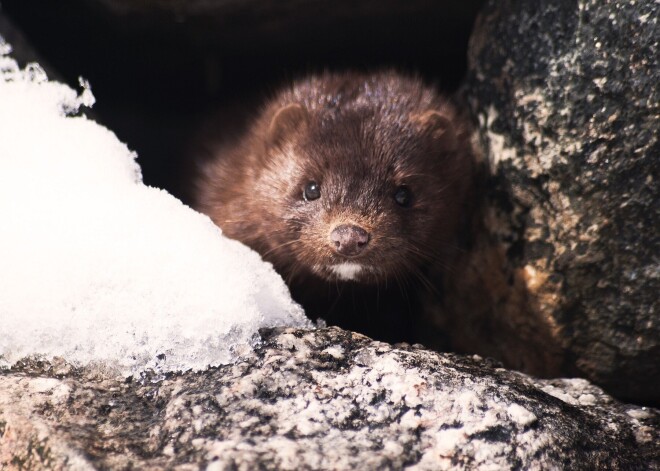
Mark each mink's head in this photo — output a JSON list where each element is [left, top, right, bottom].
[[222, 72, 473, 285]]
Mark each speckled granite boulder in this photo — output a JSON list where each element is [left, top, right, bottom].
[[1, 328, 658, 470], [436, 0, 659, 404]]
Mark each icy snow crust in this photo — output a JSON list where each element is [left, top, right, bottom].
[[0, 45, 310, 375]]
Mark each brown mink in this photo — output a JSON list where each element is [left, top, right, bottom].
[[193, 71, 474, 343]]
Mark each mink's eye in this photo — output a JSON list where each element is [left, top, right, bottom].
[[394, 186, 412, 207], [303, 181, 321, 201]]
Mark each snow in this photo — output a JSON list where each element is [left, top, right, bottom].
[[0, 40, 311, 376]]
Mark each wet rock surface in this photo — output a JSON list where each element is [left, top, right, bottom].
[[452, 0, 660, 404], [1, 328, 658, 470]]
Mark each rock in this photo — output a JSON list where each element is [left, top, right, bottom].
[[435, 0, 659, 404], [1, 328, 658, 469]]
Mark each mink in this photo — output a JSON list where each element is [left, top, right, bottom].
[[192, 71, 475, 343]]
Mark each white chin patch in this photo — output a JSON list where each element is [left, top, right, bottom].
[[329, 263, 364, 281]]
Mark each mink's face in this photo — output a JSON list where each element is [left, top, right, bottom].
[[258, 105, 468, 285]]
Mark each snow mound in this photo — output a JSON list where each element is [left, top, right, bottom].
[[0, 42, 311, 376]]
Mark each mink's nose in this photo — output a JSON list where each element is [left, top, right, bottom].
[[330, 224, 370, 257]]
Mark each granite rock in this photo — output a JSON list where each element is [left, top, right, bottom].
[[1, 327, 658, 470], [437, 0, 660, 404]]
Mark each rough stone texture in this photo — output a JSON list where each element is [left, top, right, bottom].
[[1, 328, 658, 470], [439, 0, 659, 404]]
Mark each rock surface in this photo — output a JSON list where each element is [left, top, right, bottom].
[[1, 328, 658, 470], [436, 0, 659, 404]]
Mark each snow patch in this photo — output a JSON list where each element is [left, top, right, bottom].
[[0, 44, 311, 376]]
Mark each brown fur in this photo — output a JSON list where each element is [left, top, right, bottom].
[[193, 71, 475, 342]]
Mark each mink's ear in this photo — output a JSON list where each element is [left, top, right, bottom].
[[411, 110, 457, 151], [267, 103, 309, 147]]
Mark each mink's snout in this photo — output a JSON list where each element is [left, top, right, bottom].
[[330, 224, 370, 257]]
